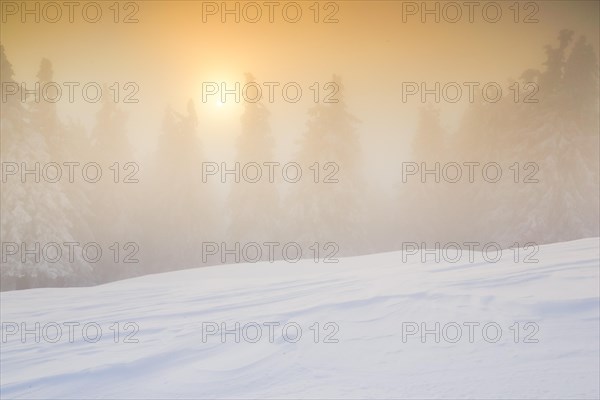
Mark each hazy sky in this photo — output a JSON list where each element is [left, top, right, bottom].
[[2, 1, 599, 187]]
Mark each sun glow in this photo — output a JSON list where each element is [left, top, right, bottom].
[[196, 75, 246, 119]]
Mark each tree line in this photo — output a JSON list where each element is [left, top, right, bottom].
[[1, 30, 598, 290]]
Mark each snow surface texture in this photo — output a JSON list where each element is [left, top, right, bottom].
[[1, 238, 599, 399]]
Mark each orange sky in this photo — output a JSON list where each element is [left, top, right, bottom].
[[2, 0, 599, 186]]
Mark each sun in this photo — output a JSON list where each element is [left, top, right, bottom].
[[196, 76, 245, 119]]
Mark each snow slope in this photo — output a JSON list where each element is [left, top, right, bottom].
[[1, 238, 599, 399]]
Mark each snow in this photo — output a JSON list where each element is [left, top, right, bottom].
[[1, 238, 599, 399]]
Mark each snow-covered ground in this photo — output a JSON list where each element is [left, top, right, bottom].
[[1, 238, 599, 399]]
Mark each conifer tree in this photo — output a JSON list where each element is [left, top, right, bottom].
[[287, 75, 366, 257], [227, 74, 281, 253]]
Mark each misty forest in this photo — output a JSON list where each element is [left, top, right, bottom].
[[1, 30, 598, 290]]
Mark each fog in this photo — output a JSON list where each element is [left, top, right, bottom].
[[1, 1, 599, 289]]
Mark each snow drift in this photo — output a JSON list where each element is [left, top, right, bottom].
[[1, 238, 599, 399]]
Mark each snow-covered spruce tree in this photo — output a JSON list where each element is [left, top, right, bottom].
[[448, 89, 524, 246], [286, 75, 367, 258], [561, 35, 600, 238], [227, 74, 281, 255], [450, 30, 599, 247], [146, 100, 218, 272], [494, 31, 599, 246], [88, 87, 140, 282], [397, 105, 454, 244], [0, 48, 92, 290], [28, 59, 96, 274]]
